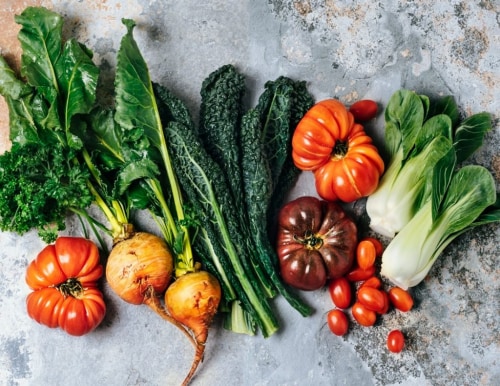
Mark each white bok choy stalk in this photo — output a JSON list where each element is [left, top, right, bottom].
[[366, 89, 492, 238], [380, 149, 500, 289]]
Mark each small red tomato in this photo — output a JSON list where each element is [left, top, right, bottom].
[[378, 290, 390, 315], [360, 276, 382, 289], [349, 100, 378, 122], [388, 287, 414, 312], [356, 240, 377, 270], [360, 237, 384, 256], [328, 277, 352, 309], [346, 265, 376, 282], [351, 302, 377, 327], [327, 309, 349, 336], [387, 330, 405, 353], [357, 286, 386, 313]]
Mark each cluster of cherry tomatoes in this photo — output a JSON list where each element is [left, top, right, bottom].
[[325, 237, 414, 354]]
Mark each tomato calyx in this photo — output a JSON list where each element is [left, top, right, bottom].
[[332, 140, 348, 159], [294, 229, 324, 250], [57, 277, 84, 298]]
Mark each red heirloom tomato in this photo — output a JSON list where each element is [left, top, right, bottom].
[[25, 237, 106, 336], [291, 99, 385, 202], [276, 196, 358, 291]]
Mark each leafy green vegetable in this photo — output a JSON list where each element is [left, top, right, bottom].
[[199, 64, 246, 207], [95, 18, 196, 272], [240, 77, 314, 317], [164, 119, 279, 337], [0, 144, 92, 243], [381, 164, 499, 289], [366, 89, 492, 238], [0, 7, 102, 243]]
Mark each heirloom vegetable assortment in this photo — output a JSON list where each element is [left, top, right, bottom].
[[0, 7, 499, 385]]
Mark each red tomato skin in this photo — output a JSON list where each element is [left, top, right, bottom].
[[356, 240, 377, 270], [327, 309, 349, 336], [292, 99, 385, 203], [388, 287, 414, 312], [25, 237, 106, 336], [360, 276, 382, 289], [378, 290, 390, 315], [360, 237, 384, 256], [349, 100, 378, 122], [346, 265, 376, 282], [387, 330, 405, 353], [357, 287, 386, 313], [328, 277, 352, 309], [351, 302, 377, 327]]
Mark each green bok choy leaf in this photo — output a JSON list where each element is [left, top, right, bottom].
[[366, 89, 492, 238], [381, 160, 499, 289]]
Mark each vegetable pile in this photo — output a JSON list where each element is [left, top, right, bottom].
[[0, 4, 499, 384], [0, 6, 313, 385]]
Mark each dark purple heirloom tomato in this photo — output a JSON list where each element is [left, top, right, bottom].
[[276, 196, 358, 291]]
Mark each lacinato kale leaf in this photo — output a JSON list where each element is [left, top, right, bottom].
[[199, 64, 246, 207]]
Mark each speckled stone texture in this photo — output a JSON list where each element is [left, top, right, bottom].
[[0, 1, 498, 385]]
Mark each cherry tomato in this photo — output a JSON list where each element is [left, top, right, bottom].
[[356, 239, 377, 270], [388, 287, 414, 312], [351, 302, 377, 327], [327, 309, 349, 336], [387, 330, 405, 353], [346, 265, 376, 282], [328, 277, 352, 309], [349, 100, 378, 122], [360, 276, 382, 289], [378, 290, 390, 314], [357, 286, 386, 313], [360, 237, 384, 256]]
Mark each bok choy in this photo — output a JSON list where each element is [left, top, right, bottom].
[[366, 89, 492, 238], [381, 160, 499, 289]]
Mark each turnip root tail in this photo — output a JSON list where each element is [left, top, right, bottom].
[[165, 271, 222, 385], [181, 342, 205, 386], [143, 286, 196, 348]]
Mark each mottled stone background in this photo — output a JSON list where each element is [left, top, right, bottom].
[[0, 1, 498, 385]]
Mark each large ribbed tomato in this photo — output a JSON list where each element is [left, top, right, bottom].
[[25, 237, 106, 336], [276, 196, 358, 291], [292, 99, 385, 202]]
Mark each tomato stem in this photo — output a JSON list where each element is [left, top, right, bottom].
[[57, 278, 84, 298], [294, 230, 324, 250], [332, 140, 348, 158]]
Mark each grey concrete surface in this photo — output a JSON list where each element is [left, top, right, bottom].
[[0, 1, 499, 385]]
